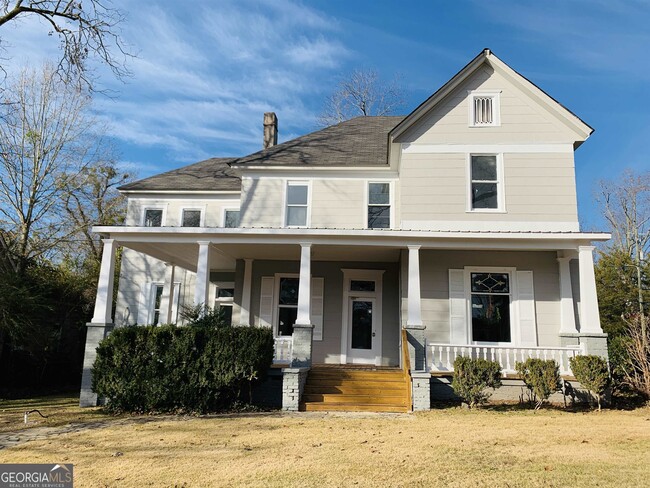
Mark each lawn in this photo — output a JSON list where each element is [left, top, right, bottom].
[[0, 399, 648, 487]]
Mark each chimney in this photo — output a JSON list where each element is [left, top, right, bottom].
[[263, 112, 278, 149]]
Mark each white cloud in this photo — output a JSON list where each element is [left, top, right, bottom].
[[0, 0, 351, 175]]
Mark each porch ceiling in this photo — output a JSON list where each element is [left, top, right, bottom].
[[122, 241, 401, 269]]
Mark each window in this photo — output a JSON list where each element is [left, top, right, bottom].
[[215, 286, 234, 326], [470, 272, 511, 343], [350, 280, 375, 292], [277, 277, 299, 336], [224, 210, 240, 228], [285, 182, 308, 227], [470, 155, 501, 210], [469, 91, 500, 127], [181, 209, 202, 227], [144, 209, 163, 227], [368, 182, 390, 229], [151, 284, 164, 325]]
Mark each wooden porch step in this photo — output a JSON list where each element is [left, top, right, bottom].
[[303, 385, 406, 395], [302, 393, 407, 405], [300, 366, 411, 413], [300, 402, 409, 413]]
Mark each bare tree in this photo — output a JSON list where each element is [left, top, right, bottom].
[[63, 160, 130, 266], [0, 0, 131, 89], [598, 170, 650, 340], [0, 64, 102, 275], [318, 68, 406, 127]]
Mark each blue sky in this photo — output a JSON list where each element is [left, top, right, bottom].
[[3, 0, 649, 229]]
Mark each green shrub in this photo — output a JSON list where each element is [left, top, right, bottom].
[[569, 355, 610, 411], [91, 323, 274, 413], [451, 356, 502, 408], [516, 358, 561, 410]]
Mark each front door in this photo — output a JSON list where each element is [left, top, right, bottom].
[[347, 298, 379, 364]]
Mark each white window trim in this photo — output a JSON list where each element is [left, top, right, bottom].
[[222, 207, 241, 228], [365, 180, 395, 229], [468, 90, 501, 127], [340, 269, 385, 366], [466, 153, 506, 213], [214, 281, 235, 324], [179, 206, 206, 227], [283, 180, 311, 228], [463, 266, 520, 346], [142, 205, 167, 227], [273, 273, 299, 338], [148, 282, 165, 325]]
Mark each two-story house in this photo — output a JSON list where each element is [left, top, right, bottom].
[[80, 49, 609, 412]]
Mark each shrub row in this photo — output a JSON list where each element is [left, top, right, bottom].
[[451, 355, 610, 410], [91, 323, 274, 413]]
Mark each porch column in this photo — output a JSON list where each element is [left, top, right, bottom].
[[557, 254, 578, 334], [405, 245, 426, 372], [91, 239, 117, 324], [194, 241, 211, 309], [239, 258, 253, 326], [80, 238, 117, 407], [159, 263, 176, 324], [578, 246, 603, 334], [292, 242, 313, 368]]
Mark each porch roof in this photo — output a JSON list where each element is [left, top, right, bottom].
[[94, 225, 609, 272]]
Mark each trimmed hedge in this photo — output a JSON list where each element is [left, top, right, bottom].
[[451, 356, 502, 408], [569, 355, 610, 410], [91, 324, 274, 413], [516, 358, 560, 410]]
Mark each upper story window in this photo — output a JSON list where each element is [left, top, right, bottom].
[[181, 209, 202, 227], [144, 208, 163, 227], [368, 182, 390, 229], [285, 181, 308, 227], [469, 154, 503, 211], [468, 91, 501, 127], [224, 209, 240, 228]]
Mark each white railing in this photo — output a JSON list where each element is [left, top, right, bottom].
[[427, 342, 585, 376], [273, 337, 293, 364]]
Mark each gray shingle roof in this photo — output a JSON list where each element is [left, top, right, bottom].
[[119, 157, 240, 192], [119, 116, 404, 192], [233, 116, 403, 167]]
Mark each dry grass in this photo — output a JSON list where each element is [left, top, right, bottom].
[[0, 395, 118, 434], [1, 403, 649, 487]]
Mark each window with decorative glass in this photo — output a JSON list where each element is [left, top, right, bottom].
[[368, 182, 390, 229], [277, 277, 299, 336], [470, 272, 511, 343], [470, 155, 499, 210], [144, 209, 163, 227], [285, 182, 308, 227], [181, 209, 201, 227]]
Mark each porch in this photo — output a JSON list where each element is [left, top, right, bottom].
[[81, 226, 610, 410]]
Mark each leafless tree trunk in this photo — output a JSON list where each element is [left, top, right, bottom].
[[318, 68, 406, 127], [598, 171, 650, 344], [0, 64, 101, 274], [0, 0, 132, 90], [621, 314, 650, 399]]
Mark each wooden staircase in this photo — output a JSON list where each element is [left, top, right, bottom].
[[300, 365, 411, 413]]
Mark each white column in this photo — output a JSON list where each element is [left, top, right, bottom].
[[407, 245, 423, 327], [240, 258, 253, 326], [91, 238, 117, 324], [578, 246, 603, 333], [295, 243, 312, 326], [557, 255, 578, 334], [194, 241, 211, 308], [159, 263, 176, 324]]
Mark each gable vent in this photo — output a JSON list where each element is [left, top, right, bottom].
[[474, 97, 493, 125]]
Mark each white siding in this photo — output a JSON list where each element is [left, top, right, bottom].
[[125, 194, 241, 227]]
